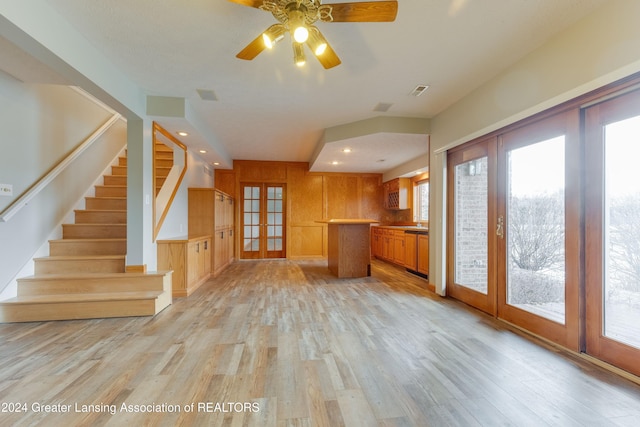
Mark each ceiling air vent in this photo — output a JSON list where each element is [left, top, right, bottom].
[[409, 84, 429, 97], [373, 102, 393, 112], [197, 89, 218, 101]]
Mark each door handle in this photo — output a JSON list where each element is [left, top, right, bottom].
[[496, 215, 504, 239]]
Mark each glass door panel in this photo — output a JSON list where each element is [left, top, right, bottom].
[[506, 136, 566, 324], [455, 157, 489, 294], [602, 116, 640, 349], [585, 89, 640, 376], [240, 183, 286, 259], [447, 139, 497, 315], [242, 185, 261, 259], [497, 109, 580, 351], [266, 185, 285, 258]]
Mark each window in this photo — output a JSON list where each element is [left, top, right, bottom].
[[414, 180, 429, 224]]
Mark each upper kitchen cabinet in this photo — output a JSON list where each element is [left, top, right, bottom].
[[383, 178, 411, 210]]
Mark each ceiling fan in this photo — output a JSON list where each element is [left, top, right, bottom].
[[229, 0, 398, 69]]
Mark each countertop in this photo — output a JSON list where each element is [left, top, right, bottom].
[[373, 225, 429, 233], [316, 219, 379, 224]]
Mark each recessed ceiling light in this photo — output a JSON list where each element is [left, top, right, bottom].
[[331, 161, 339, 165], [177, 131, 188, 136], [342, 148, 352, 153], [213, 162, 220, 166], [199, 150, 207, 154]]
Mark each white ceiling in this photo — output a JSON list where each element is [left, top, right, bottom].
[[3, 0, 608, 174]]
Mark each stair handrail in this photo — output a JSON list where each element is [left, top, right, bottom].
[[0, 113, 122, 223]]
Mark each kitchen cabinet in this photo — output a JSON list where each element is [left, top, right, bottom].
[[417, 234, 429, 276], [392, 230, 405, 265], [157, 235, 212, 297], [371, 226, 428, 280], [382, 229, 394, 260], [404, 232, 417, 271], [371, 227, 383, 258], [383, 178, 411, 210]]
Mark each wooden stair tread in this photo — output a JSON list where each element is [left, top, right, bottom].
[[75, 209, 127, 213], [34, 255, 126, 262], [49, 238, 126, 243], [18, 271, 172, 281], [1, 291, 164, 304]]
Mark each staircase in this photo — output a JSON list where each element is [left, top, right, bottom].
[[155, 141, 173, 195], [0, 151, 172, 323]]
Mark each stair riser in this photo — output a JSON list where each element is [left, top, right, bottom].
[[103, 175, 127, 186], [156, 168, 171, 178], [17, 275, 168, 296], [118, 156, 127, 166], [0, 299, 158, 323], [49, 240, 126, 256], [62, 224, 126, 239], [111, 165, 127, 176], [95, 186, 127, 198], [85, 197, 127, 210], [34, 258, 125, 275], [75, 211, 126, 224], [156, 158, 173, 167]]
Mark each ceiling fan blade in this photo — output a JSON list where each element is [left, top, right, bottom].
[[227, 0, 264, 8], [325, 1, 398, 22], [315, 43, 341, 69], [236, 32, 267, 60]]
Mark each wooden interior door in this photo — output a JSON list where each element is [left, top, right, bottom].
[[447, 137, 498, 315], [241, 183, 286, 259], [585, 89, 640, 376]]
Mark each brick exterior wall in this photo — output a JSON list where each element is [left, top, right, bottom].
[[454, 157, 488, 292]]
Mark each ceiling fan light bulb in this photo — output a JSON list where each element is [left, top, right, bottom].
[[263, 24, 285, 49], [263, 33, 274, 49], [307, 27, 329, 57], [293, 42, 306, 66], [293, 26, 309, 43]]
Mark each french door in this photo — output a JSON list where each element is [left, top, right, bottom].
[[448, 110, 581, 349], [497, 110, 581, 350], [241, 183, 286, 259], [447, 137, 497, 315], [585, 89, 640, 376]]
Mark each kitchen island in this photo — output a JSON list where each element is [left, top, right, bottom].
[[317, 219, 378, 278]]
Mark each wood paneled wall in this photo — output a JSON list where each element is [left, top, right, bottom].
[[215, 160, 398, 259]]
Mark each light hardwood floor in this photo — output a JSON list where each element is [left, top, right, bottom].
[[1, 259, 639, 426]]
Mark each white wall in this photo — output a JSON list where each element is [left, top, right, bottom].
[[0, 73, 127, 298], [428, 0, 640, 294]]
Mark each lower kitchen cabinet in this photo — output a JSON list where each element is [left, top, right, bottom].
[[157, 235, 212, 297], [404, 233, 418, 271], [417, 234, 429, 276], [371, 226, 428, 280], [392, 230, 406, 265]]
